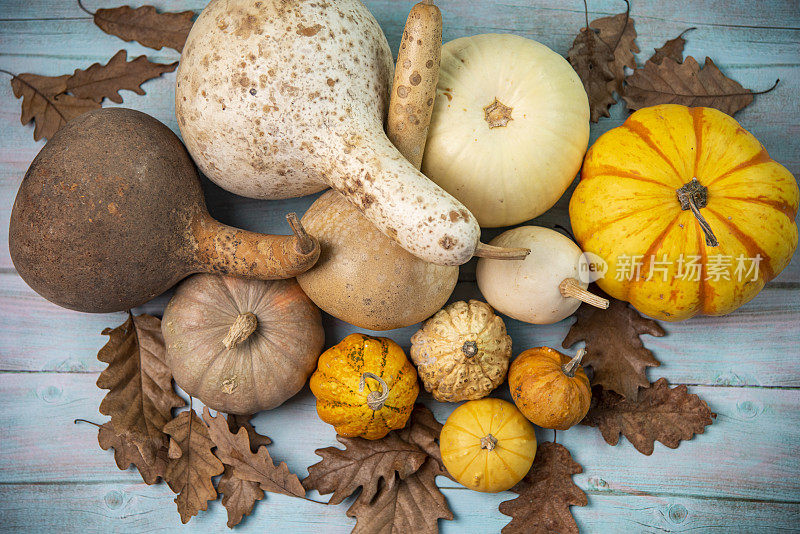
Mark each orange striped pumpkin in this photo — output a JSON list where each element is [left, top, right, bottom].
[[310, 333, 419, 440], [570, 104, 798, 321]]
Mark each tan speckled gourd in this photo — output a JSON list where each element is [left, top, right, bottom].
[[162, 274, 324, 414], [410, 300, 512, 402], [175, 0, 493, 266]]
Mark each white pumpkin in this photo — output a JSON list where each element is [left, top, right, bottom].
[[476, 226, 607, 324], [422, 34, 590, 227]]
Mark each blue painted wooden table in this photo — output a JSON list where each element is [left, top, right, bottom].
[[1, 0, 798, 532]]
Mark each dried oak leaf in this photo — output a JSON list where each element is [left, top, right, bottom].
[[218, 466, 264, 529], [216, 414, 272, 528], [397, 405, 445, 467], [591, 10, 639, 95], [568, 27, 616, 122], [163, 409, 225, 523], [10, 73, 100, 141], [583, 378, 716, 455], [347, 458, 453, 534], [92, 5, 195, 53], [303, 432, 427, 505], [97, 312, 185, 464], [203, 407, 305, 498], [499, 442, 587, 534], [304, 404, 446, 504], [228, 413, 272, 451], [97, 420, 168, 485], [562, 288, 664, 401], [66, 50, 177, 104], [648, 28, 695, 66], [623, 56, 757, 116]]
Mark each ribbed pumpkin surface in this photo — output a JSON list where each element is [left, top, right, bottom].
[[570, 104, 798, 321], [310, 333, 419, 440]]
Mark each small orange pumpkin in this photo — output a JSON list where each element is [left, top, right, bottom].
[[310, 333, 419, 440], [508, 347, 591, 430]]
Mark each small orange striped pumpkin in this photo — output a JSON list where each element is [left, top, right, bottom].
[[570, 104, 798, 321], [310, 333, 419, 440]]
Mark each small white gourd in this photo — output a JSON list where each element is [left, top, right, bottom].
[[422, 34, 590, 227], [476, 226, 608, 324]]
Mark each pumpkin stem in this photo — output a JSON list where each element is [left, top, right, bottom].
[[223, 312, 258, 349], [559, 278, 609, 309], [359, 372, 390, 411], [676, 178, 719, 247], [480, 433, 498, 451], [286, 212, 316, 255], [462, 340, 479, 358], [483, 98, 513, 129], [474, 242, 530, 261], [562, 348, 585, 378]]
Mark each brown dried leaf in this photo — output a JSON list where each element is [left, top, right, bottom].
[[582, 378, 716, 455], [228, 414, 271, 452], [347, 458, 453, 534], [10, 73, 100, 141], [623, 56, 755, 116], [591, 11, 639, 95], [65, 50, 177, 104], [163, 409, 224, 523], [93, 5, 194, 53], [396, 404, 451, 480], [499, 442, 587, 534], [568, 27, 616, 122], [648, 28, 695, 66], [97, 313, 185, 463], [203, 407, 305, 498], [97, 420, 167, 485], [212, 412, 274, 528], [563, 287, 664, 401], [303, 432, 427, 505], [218, 466, 264, 529]]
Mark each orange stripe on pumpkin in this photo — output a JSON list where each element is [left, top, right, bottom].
[[628, 213, 681, 301], [704, 148, 772, 187], [690, 107, 704, 179], [622, 119, 684, 182], [721, 196, 798, 221], [705, 207, 775, 281], [582, 164, 674, 189]]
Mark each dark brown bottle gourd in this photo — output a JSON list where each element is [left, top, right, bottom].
[[8, 108, 320, 313]]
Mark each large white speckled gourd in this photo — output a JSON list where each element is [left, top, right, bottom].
[[176, 0, 482, 265]]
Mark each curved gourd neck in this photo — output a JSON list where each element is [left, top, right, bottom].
[[189, 211, 319, 279]]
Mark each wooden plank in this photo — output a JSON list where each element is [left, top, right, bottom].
[[2, 272, 799, 387], [0, 372, 797, 503], [0, 481, 797, 533]]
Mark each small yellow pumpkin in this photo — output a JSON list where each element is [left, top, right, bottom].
[[310, 333, 419, 440], [440, 398, 537, 493], [410, 300, 512, 402], [570, 104, 799, 321], [508, 347, 591, 430]]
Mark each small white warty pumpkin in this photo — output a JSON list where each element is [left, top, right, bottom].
[[410, 300, 512, 402]]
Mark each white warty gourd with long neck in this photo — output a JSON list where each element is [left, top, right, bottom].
[[176, 0, 494, 266]]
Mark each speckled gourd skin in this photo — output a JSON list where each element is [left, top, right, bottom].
[[176, 0, 481, 265], [310, 333, 419, 440], [162, 274, 325, 414], [410, 300, 511, 401]]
